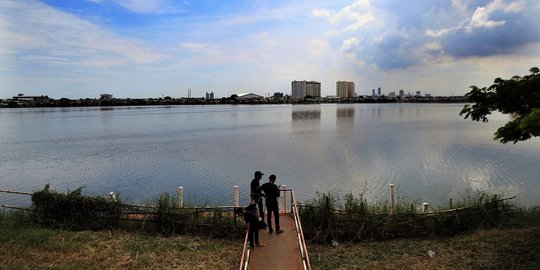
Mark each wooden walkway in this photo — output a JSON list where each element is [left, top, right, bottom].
[[248, 214, 303, 270]]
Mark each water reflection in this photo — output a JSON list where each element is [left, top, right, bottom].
[[292, 109, 321, 121], [291, 107, 321, 142], [336, 107, 355, 138]]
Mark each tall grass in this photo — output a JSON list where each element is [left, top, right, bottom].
[[27, 185, 244, 238], [299, 191, 517, 243]]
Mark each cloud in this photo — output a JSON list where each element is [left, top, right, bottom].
[[317, 0, 376, 31], [312, 8, 332, 18], [437, 0, 540, 58], [316, 0, 540, 71], [0, 0, 168, 70], [88, 0, 184, 14], [340, 38, 360, 52]]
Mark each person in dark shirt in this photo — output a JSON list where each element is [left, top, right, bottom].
[[250, 171, 265, 220], [259, 174, 284, 234], [243, 202, 265, 248]]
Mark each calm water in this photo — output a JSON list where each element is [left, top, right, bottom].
[[1, 104, 539, 207]]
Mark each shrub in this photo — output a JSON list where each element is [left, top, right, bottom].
[[31, 184, 120, 230]]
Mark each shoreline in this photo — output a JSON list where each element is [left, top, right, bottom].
[[0, 95, 467, 108]]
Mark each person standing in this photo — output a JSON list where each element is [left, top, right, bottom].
[[250, 171, 265, 220], [259, 174, 284, 234]]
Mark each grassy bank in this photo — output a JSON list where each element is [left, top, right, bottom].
[[2, 188, 540, 269], [309, 226, 540, 270], [0, 212, 242, 269], [2, 210, 540, 269]]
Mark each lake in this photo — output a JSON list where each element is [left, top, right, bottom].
[[1, 104, 539, 207]]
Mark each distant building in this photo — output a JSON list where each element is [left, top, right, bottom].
[[13, 93, 50, 101], [388, 91, 396, 97], [237, 93, 263, 99], [292, 80, 321, 98], [372, 89, 376, 96], [415, 91, 421, 97], [336, 81, 355, 98], [205, 92, 215, 100], [399, 89, 405, 97], [100, 94, 113, 100], [377, 87, 381, 96], [273, 92, 284, 98]]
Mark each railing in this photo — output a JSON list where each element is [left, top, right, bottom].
[[2, 186, 310, 269], [238, 223, 251, 270], [238, 188, 312, 270], [287, 188, 312, 270]]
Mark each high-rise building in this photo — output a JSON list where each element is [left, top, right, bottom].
[[292, 80, 321, 98], [399, 89, 404, 97], [377, 87, 381, 96], [336, 81, 355, 98]]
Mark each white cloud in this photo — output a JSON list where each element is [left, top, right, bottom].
[[321, 0, 375, 31], [312, 8, 332, 18], [468, 6, 506, 31], [340, 37, 360, 51], [465, 0, 525, 32], [0, 0, 168, 69], [90, 0, 183, 14], [182, 43, 205, 50], [503, 0, 525, 12]]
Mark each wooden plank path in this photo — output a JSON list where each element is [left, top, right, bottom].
[[248, 214, 303, 270]]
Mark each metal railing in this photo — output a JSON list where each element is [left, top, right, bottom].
[[239, 223, 251, 270], [287, 188, 312, 270], [238, 187, 311, 270]]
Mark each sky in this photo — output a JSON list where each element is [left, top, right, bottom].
[[0, 0, 539, 99]]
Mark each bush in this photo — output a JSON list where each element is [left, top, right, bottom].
[[299, 192, 512, 243], [31, 184, 120, 230]]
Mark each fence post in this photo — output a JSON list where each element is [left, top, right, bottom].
[[234, 185, 239, 207], [178, 187, 184, 208], [108, 192, 117, 202], [422, 202, 429, 213], [389, 184, 395, 215], [281, 185, 287, 213]]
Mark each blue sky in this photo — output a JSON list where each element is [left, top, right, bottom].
[[1, 0, 539, 99]]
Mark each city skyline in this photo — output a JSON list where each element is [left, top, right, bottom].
[[1, 0, 539, 99]]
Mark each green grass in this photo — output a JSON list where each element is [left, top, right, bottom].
[[308, 226, 540, 270], [0, 211, 242, 270]]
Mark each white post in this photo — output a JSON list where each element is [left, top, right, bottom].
[[178, 187, 184, 208], [422, 202, 429, 213], [280, 185, 287, 213], [234, 185, 239, 207], [389, 184, 395, 215], [108, 192, 117, 202]]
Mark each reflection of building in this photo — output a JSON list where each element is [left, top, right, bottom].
[[336, 108, 355, 118], [292, 110, 321, 121], [292, 80, 321, 98], [336, 81, 355, 98]]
